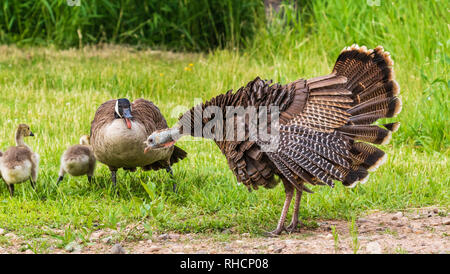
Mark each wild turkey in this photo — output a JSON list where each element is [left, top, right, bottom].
[[144, 45, 402, 235]]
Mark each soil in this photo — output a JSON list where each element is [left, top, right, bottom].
[[0, 207, 448, 254]]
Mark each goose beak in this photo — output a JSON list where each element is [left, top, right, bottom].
[[123, 108, 133, 129], [29, 132, 34, 137], [125, 118, 132, 129]]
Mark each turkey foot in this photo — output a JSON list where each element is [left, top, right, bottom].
[[266, 226, 287, 237], [286, 221, 300, 233]]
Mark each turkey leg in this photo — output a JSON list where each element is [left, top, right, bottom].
[[267, 180, 294, 236]]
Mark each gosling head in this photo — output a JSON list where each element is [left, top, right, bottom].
[[16, 124, 34, 138], [114, 98, 134, 129], [79, 135, 90, 146], [144, 129, 176, 153]]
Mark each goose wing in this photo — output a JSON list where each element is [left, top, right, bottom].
[[132, 98, 169, 135], [90, 99, 116, 140]]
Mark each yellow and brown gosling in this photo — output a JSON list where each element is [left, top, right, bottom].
[[57, 135, 96, 184], [0, 124, 39, 196]]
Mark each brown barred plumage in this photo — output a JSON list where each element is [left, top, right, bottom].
[[146, 45, 402, 235]]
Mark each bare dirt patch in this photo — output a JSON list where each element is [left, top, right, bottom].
[[0, 207, 448, 254]]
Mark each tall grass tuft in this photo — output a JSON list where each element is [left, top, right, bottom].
[[0, 0, 264, 51]]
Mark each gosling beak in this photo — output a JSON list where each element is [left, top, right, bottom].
[[30, 132, 34, 137], [123, 108, 133, 129]]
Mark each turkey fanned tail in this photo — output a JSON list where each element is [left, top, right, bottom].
[[268, 45, 401, 189]]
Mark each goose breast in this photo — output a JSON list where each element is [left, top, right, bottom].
[[93, 119, 173, 169]]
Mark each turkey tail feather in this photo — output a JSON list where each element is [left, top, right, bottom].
[[332, 45, 401, 146], [331, 45, 401, 187], [281, 45, 402, 188]]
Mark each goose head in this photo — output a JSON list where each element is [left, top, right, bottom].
[[15, 124, 34, 147], [16, 124, 34, 138], [114, 98, 134, 129]]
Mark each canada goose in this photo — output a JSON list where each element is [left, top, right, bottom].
[[90, 98, 187, 187], [57, 135, 96, 184], [0, 124, 39, 196]]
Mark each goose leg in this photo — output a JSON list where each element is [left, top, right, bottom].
[[31, 162, 37, 188], [111, 171, 117, 187], [166, 166, 176, 192], [166, 166, 173, 176], [56, 176, 64, 184], [7, 184, 14, 197], [267, 181, 294, 237], [87, 158, 95, 184], [286, 188, 303, 233], [57, 166, 65, 184], [109, 167, 118, 187]]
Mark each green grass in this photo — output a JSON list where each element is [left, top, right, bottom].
[[0, 0, 263, 51], [0, 0, 448, 249]]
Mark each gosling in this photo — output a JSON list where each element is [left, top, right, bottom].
[[57, 135, 96, 184], [0, 124, 39, 196]]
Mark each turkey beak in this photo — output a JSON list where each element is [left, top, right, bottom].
[[144, 140, 157, 153], [144, 134, 157, 153], [123, 108, 133, 129]]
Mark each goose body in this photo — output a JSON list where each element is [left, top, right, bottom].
[[90, 98, 186, 185], [1, 153, 34, 184], [62, 154, 90, 176], [0, 124, 39, 196], [57, 135, 96, 184]]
